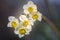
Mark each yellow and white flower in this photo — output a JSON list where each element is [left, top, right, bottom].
[[7, 16, 19, 29], [29, 12, 42, 22], [23, 1, 37, 15], [19, 15, 34, 26], [14, 27, 31, 38]]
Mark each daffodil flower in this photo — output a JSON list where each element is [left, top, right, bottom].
[[7, 16, 19, 29], [14, 27, 31, 38], [29, 12, 42, 22], [23, 1, 37, 15], [19, 15, 34, 26]]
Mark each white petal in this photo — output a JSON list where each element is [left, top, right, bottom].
[[18, 34, 24, 38], [25, 31, 30, 35], [33, 5, 37, 10], [19, 15, 28, 22], [24, 10, 29, 14], [38, 12, 42, 22], [34, 9, 37, 12], [7, 22, 11, 27], [23, 4, 28, 9], [14, 30, 18, 34], [19, 15, 26, 21], [15, 26, 20, 31], [29, 20, 34, 26], [25, 27, 31, 35], [19, 22, 23, 27], [28, 14, 33, 20], [14, 19, 19, 24], [27, 25, 32, 32], [28, 1, 34, 5], [8, 16, 15, 21]]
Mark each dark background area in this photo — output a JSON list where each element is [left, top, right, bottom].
[[0, 0, 60, 40]]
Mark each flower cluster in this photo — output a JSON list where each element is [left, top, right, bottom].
[[7, 1, 42, 38]]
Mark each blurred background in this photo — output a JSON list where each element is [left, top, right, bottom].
[[0, 0, 60, 40]]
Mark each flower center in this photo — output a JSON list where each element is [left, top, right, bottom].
[[28, 7, 33, 13], [19, 29, 26, 35], [11, 21, 17, 28], [23, 20, 29, 27], [32, 14, 38, 20]]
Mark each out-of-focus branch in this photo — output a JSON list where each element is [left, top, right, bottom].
[[42, 15, 60, 36]]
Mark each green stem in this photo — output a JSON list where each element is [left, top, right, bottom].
[[42, 15, 60, 36]]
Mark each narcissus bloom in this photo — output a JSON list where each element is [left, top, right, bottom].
[[23, 1, 37, 15], [29, 12, 42, 22], [19, 15, 34, 26], [7, 16, 19, 29], [14, 27, 31, 38]]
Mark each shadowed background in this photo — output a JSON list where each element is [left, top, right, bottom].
[[0, 0, 60, 40]]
